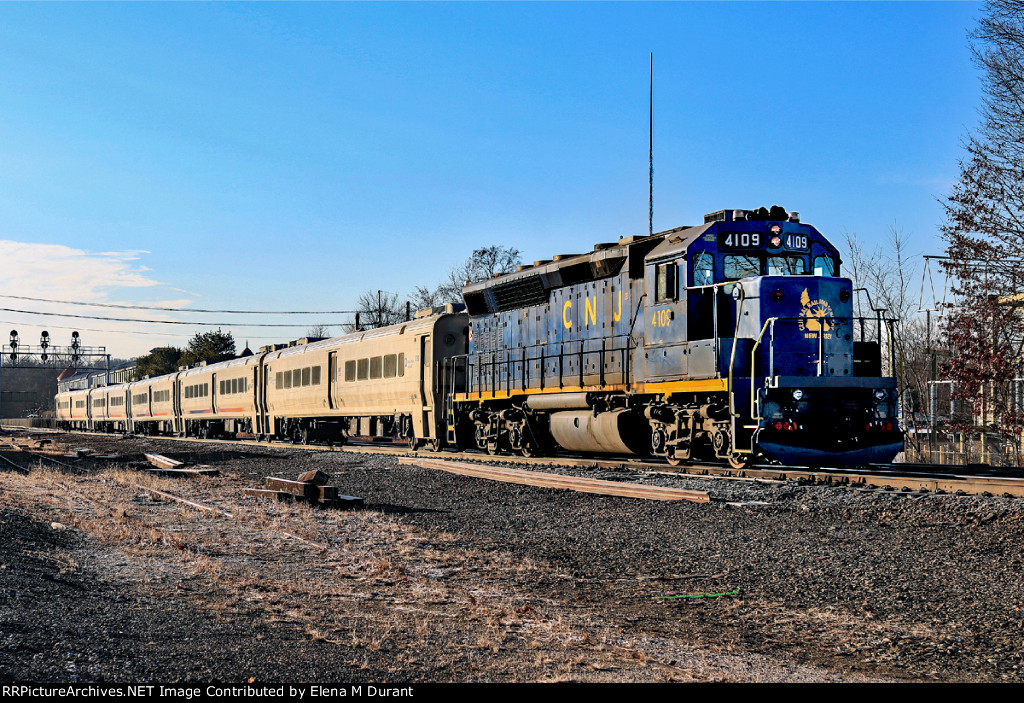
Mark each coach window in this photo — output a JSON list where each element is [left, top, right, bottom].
[[398, 353, 405, 377], [370, 356, 382, 380], [345, 360, 356, 382], [311, 366, 321, 385], [723, 254, 761, 280], [302, 367, 311, 386], [692, 251, 714, 286], [357, 358, 369, 381]]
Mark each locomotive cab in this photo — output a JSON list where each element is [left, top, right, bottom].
[[645, 208, 902, 465]]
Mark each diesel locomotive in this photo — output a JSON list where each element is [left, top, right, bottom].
[[57, 207, 903, 467], [445, 206, 903, 466]]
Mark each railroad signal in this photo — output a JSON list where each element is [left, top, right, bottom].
[[8, 330, 17, 361], [40, 331, 49, 361], [71, 331, 80, 361]]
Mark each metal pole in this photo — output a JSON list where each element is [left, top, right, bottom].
[[649, 52, 654, 238]]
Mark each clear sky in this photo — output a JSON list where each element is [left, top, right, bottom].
[[0, 1, 981, 358]]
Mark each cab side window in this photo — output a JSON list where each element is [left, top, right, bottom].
[[692, 251, 714, 286], [654, 263, 677, 302]]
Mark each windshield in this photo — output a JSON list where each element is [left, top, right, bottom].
[[723, 254, 761, 280], [767, 255, 807, 276], [813, 254, 837, 276], [723, 253, 810, 280]]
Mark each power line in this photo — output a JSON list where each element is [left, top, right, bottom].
[[0, 293, 358, 315], [0, 320, 301, 340], [0, 307, 350, 327]]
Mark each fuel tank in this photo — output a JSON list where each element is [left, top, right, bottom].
[[548, 409, 649, 455]]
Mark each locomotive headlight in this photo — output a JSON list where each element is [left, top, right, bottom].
[[792, 389, 804, 401], [874, 389, 887, 401]]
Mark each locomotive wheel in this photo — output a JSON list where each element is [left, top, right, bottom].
[[301, 426, 311, 445], [429, 438, 441, 452], [408, 434, 419, 450], [486, 441, 499, 455], [666, 448, 683, 467]]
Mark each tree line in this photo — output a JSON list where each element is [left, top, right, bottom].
[[938, 0, 1024, 458]]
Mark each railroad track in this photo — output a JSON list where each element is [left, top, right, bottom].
[[0, 436, 78, 475], [9, 425, 1024, 499]]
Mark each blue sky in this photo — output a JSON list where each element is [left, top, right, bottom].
[[0, 2, 980, 357]]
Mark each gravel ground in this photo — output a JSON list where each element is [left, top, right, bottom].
[[1, 431, 1023, 683]]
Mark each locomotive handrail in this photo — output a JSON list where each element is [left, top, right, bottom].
[[727, 285, 748, 456], [751, 314, 897, 378], [748, 317, 780, 424], [453, 335, 636, 399]]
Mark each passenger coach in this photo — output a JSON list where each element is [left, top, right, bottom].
[[55, 309, 469, 448]]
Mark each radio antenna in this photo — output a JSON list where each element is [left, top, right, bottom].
[[648, 52, 654, 237]]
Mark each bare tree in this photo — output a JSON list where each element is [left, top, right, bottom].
[[306, 324, 331, 339], [346, 246, 523, 330], [432, 246, 522, 304], [944, 0, 1024, 255], [349, 289, 406, 331], [407, 285, 446, 313], [843, 226, 933, 452]]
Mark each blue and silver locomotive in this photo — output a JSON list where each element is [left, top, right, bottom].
[[446, 206, 903, 467]]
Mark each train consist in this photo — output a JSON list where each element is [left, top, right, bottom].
[[56, 207, 903, 466]]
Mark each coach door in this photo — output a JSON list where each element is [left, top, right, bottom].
[[172, 380, 181, 434], [419, 335, 432, 440], [257, 364, 270, 436], [252, 365, 262, 435], [327, 352, 337, 410]]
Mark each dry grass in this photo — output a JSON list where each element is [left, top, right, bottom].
[[0, 460, 896, 682]]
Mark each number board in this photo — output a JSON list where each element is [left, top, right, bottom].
[[719, 228, 809, 251]]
